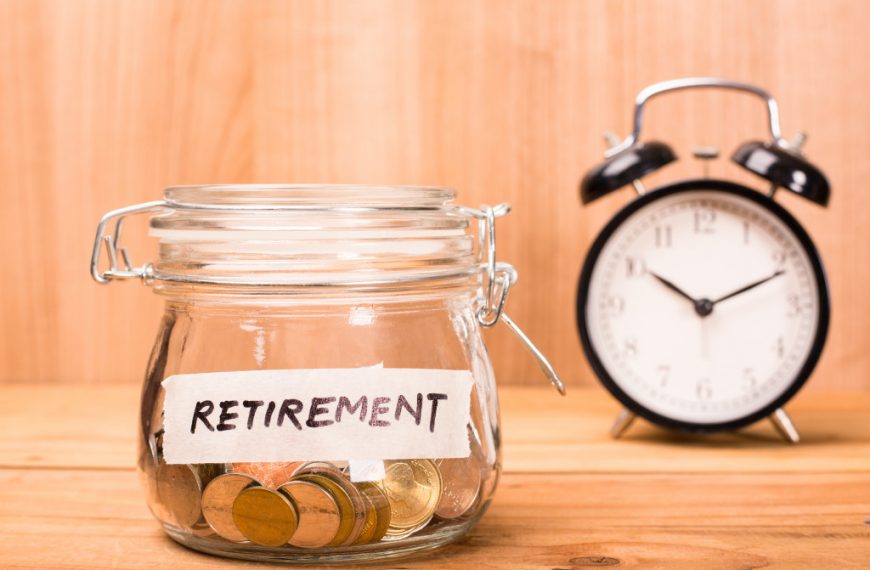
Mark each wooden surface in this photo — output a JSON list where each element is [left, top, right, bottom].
[[1, 385, 868, 568], [1, 0, 870, 389]]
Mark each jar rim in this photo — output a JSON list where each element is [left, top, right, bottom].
[[163, 184, 456, 210], [146, 184, 480, 290]]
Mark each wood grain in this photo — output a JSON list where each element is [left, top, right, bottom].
[[0, 1, 868, 389], [0, 385, 868, 568]]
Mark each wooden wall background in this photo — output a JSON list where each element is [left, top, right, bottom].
[[1, 0, 868, 390]]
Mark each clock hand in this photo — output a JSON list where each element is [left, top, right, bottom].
[[712, 269, 786, 305], [649, 271, 715, 317], [648, 271, 699, 304]]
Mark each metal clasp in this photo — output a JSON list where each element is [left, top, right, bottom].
[[90, 200, 167, 284], [461, 204, 566, 395]]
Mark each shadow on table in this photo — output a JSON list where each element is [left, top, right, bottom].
[[619, 423, 847, 448]]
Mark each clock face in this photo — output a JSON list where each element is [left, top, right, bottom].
[[579, 181, 829, 429]]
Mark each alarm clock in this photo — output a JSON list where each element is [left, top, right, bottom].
[[576, 78, 830, 442]]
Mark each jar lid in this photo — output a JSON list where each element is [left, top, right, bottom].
[[95, 185, 478, 289]]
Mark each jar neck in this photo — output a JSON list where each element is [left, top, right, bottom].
[[148, 185, 479, 288], [152, 277, 480, 308]]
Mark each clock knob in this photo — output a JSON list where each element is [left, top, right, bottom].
[[732, 140, 830, 206], [580, 141, 676, 204]]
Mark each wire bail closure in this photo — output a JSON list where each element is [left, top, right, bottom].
[[90, 200, 166, 284], [461, 204, 566, 395], [91, 198, 566, 395]]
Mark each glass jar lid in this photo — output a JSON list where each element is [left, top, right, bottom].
[[146, 185, 476, 288]]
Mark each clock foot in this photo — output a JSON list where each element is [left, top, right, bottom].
[[769, 408, 800, 444], [610, 408, 637, 438]]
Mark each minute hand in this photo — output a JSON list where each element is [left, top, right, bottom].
[[712, 269, 785, 305]]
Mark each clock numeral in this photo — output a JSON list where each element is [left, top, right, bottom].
[[626, 256, 648, 278], [787, 293, 803, 317], [623, 337, 638, 357], [772, 250, 788, 270], [616, 337, 638, 361], [773, 336, 785, 359], [693, 208, 716, 234], [742, 367, 757, 392], [603, 295, 625, 316], [696, 379, 712, 400], [656, 364, 670, 387], [654, 225, 672, 248], [742, 221, 750, 244]]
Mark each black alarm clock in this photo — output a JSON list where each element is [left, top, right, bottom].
[[577, 78, 830, 442]]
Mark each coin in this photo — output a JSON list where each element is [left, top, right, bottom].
[[232, 487, 298, 547], [352, 493, 380, 545], [279, 480, 342, 548], [232, 461, 304, 488], [355, 482, 391, 544], [296, 465, 368, 546], [380, 459, 442, 534], [294, 472, 358, 546], [202, 473, 260, 542], [435, 456, 481, 519], [155, 463, 204, 529]]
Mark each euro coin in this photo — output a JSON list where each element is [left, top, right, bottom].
[[202, 473, 260, 542], [232, 486, 298, 547], [355, 482, 391, 544], [381, 459, 442, 535], [231, 461, 304, 488], [279, 480, 341, 548], [155, 463, 203, 530], [434, 456, 481, 519]]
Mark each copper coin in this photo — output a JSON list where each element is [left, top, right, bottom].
[[202, 473, 260, 542], [232, 487, 298, 547], [435, 456, 482, 519], [279, 480, 341, 548], [380, 459, 442, 534], [155, 463, 203, 529], [232, 461, 304, 488], [355, 482, 391, 544]]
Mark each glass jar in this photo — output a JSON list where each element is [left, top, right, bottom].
[[91, 185, 563, 563]]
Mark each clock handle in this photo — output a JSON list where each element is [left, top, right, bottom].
[[606, 77, 789, 158]]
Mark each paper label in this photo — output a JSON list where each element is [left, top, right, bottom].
[[161, 368, 473, 465]]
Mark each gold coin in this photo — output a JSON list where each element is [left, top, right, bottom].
[[202, 473, 260, 542], [355, 482, 391, 544], [382, 515, 432, 540], [353, 493, 379, 545], [232, 461, 304, 488], [279, 480, 341, 548], [232, 487, 298, 547], [294, 473, 358, 546], [155, 463, 203, 529], [434, 456, 482, 519], [380, 459, 442, 534]]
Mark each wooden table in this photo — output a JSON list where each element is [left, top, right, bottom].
[[1, 385, 868, 568]]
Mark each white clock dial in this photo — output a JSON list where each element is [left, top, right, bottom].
[[585, 189, 823, 425]]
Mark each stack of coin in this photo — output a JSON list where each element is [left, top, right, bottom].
[[149, 454, 491, 549]]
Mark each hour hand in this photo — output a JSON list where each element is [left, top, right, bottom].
[[649, 271, 699, 305]]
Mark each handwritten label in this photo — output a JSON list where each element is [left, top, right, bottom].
[[162, 368, 473, 465]]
